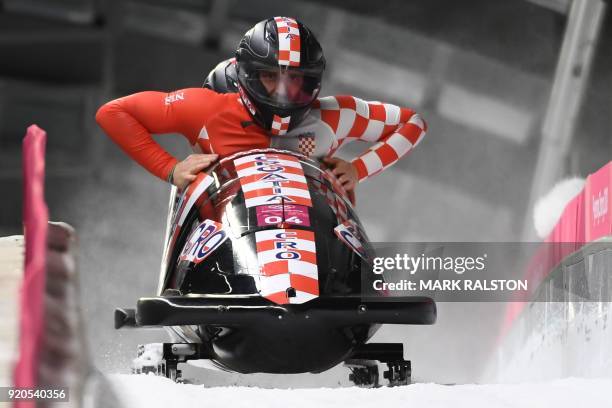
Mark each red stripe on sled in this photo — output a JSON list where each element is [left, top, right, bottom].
[[261, 261, 289, 276], [290, 274, 319, 296]]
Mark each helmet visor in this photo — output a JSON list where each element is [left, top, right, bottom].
[[240, 66, 321, 109]]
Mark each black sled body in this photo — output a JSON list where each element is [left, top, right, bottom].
[[116, 148, 435, 377]]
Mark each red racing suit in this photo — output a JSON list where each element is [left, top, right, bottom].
[[95, 88, 427, 183]]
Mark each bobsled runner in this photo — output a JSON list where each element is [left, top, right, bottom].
[[115, 148, 436, 387]]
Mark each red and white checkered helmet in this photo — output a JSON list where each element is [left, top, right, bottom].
[[236, 17, 326, 136]]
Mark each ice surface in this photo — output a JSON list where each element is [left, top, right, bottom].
[[108, 374, 612, 408], [132, 343, 163, 371], [0, 235, 24, 386]]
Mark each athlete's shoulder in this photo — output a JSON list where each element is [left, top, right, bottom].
[[164, 88, 242, 117], [170, 87, 237, 103]]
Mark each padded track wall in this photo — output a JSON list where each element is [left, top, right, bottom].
[[13, 125, 48, 395], [488, 162, 611, 382], [489, 240, 612, 382]]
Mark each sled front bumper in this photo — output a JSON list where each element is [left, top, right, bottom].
[[115, 296, 436, 329]]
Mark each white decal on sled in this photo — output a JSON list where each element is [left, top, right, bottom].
[[234, 153, 312, 208], [180, 219, 227, 264], [254, 228, 318, 305], [334, 220, 367, 260]]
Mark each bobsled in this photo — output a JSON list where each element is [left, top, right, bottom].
[[115, 148, 436, 387]]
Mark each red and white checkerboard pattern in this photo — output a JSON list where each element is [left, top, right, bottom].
[[254, 229, 318, 304], [298, 135, 316, 157], [312, 95, 427, 182], [270, 114, 291, 136], [323, 169, 350, 204], [314, 174, 349, 225], [274, 16, 301, 67]]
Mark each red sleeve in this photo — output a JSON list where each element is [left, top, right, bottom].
[[95, 88, 217, 181]]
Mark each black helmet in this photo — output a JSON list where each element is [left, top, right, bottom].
[[203, 58, 239, 93], [235, 17, 325, 135]]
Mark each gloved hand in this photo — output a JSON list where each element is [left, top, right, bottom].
[[322, 157, 358, 193], [171, 154, 218, 190]]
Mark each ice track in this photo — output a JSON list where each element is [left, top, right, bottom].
[[108, 374, 612, 408]]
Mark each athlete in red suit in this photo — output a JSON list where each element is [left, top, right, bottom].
[[96, 17, 427, 194]]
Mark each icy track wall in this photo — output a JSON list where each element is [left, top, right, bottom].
[[488, 161, 612, 383]]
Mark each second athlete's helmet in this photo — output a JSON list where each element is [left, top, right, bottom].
[[235, 17, 325, 135]]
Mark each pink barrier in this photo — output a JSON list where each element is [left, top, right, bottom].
[[498, 161, 612, 341], [533, 161, 611, 278], [13, 125, 48, 405], [524, 162, 610, 292], [586, 162, 611, 241], [542, 161, 611, 261]]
